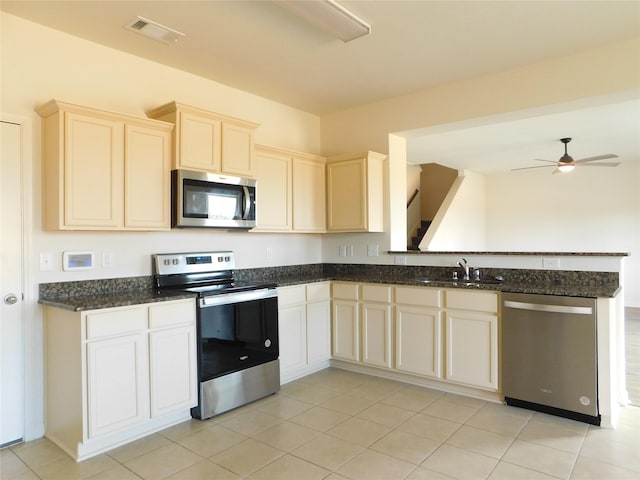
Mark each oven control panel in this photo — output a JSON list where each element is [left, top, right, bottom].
[[153, 251, 235, 275]]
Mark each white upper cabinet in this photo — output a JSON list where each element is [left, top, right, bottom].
[[146, 101, 259, 177], [326, 151, 386, 232], [37, 100, 172, 231], [253, 144, 326, 233]]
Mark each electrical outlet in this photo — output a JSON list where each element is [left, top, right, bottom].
[[266, 247, 273, 260], [542, 258, 560, 269], [102, 251, 114, 267], [40, 253, 53, 271], [367, 244, 379, 256], [394, 255, 407, 265]]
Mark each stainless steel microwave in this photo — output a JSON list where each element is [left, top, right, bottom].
[[172, 169, 256, 229]]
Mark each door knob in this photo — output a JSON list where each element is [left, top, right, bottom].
[[4, 294, 18, 305]]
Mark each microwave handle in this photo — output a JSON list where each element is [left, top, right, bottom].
[[242, 186, 251, 220]]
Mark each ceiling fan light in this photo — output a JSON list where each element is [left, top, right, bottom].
[[558, 164, 575, 173]]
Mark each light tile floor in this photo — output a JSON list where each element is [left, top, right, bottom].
[[2, 368, 639, 480]]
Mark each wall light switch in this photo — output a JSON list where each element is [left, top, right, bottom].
[[40, 253, 53, 271], [367, 244, 379, 256], [339, 245, 347, 257], [347, 245, 354, 257], [266, 247, 273, 260]]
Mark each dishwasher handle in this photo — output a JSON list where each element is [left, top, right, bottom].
[[503, 300, 593, 315]]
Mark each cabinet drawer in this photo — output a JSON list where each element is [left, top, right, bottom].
[[306, 282, 330, 302], [278, 285, 306, 306], [362, 284, 392, 303], [149, 300, 195, 329], [445, 290, 498, 313], [332, 282, 359, 300], [395, 286, 441, 307], [86, 307, 146, 340]]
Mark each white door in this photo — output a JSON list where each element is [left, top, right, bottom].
[[0, 120, 24, 446]]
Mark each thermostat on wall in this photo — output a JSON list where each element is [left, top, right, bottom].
[[62, 251, 94, 271]]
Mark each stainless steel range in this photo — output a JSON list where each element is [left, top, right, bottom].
[[153, 251, 279, 420]]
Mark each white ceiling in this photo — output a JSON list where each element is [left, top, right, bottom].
[[2, 0, 639, 172]]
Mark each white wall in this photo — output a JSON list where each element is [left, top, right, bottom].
[[422, 171, 486, 252], [485, 161, 640, 307]]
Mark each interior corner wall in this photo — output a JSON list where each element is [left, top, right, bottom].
[[425, 171, 486, 252], [420, 163, 459, 220]]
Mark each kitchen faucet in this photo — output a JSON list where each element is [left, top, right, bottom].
[[457, 258, 470, 281]]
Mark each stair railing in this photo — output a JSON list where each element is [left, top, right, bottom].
[[406, 189, 421, 245]]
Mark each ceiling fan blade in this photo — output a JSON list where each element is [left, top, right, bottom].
[[576, 162, 621, 167], [533, 159, 559, 164], [511, 164, 556, 171], [574, 154, 619, 164]]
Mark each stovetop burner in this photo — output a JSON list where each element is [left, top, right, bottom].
[[152, 251, 275, 297]]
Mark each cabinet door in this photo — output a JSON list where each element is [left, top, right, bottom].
[[221, 122, 254, 177], [445, 310, 498, 390], [178, 111, 221, 171], [149, 325, 197, 417], [307, 300, 331, 364], [395, 306, 442, 378], [278, 303, 307, 374], [64, 112, 123, 227], [254, 148, 292, 231], [86, 333, 149, 438], [124, 123, 171, 229], [332, 299, 359, 362], [361, 302, 392, 368], [326, 158, 366, 231], [292, 156, 326, 232]]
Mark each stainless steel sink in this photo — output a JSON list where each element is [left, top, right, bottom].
[[416, 278, 503, 288]]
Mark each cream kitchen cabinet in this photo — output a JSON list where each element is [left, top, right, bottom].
[[395, 286, 443, 379], [254, 146, 293, 231], [253, 145, 326, 232], [37, 100, 172, 231], [331, 282, 360, 362], [292, 153, 326, 232], [278, 282, 331, 382], [146, 101, 259, 177], [361, 284, 393, 368], [148, 302, 198, 417], [326, 151, 386, 232], [44, 298, 196, 461], [444, 290, 499, 391]]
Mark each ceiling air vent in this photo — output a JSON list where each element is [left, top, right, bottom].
[[124, 16, 185, 44]]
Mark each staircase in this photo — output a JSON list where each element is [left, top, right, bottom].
[[408, 220, 431, 250]]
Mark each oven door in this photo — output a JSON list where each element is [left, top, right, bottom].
[[173, 169, 256, 229], [197, 288, 278, 382]]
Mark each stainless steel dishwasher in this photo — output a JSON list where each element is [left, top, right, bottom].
[[502, 292, 600, 425]]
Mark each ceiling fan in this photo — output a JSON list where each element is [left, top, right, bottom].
[[513, 138, 620, 173]]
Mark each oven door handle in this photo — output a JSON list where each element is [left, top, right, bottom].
[[242, 186, 251, 220], [200, 288, 276, 307]]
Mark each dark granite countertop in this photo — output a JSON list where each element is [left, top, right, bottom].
[[39, 262, 621, 312], [39, 288, 196, 312]]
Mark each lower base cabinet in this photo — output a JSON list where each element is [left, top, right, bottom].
[[330, 282, 500, 394], [278, 282, 331, 382], [445, 310, 498, 390], [44, 298, 196, 461]]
